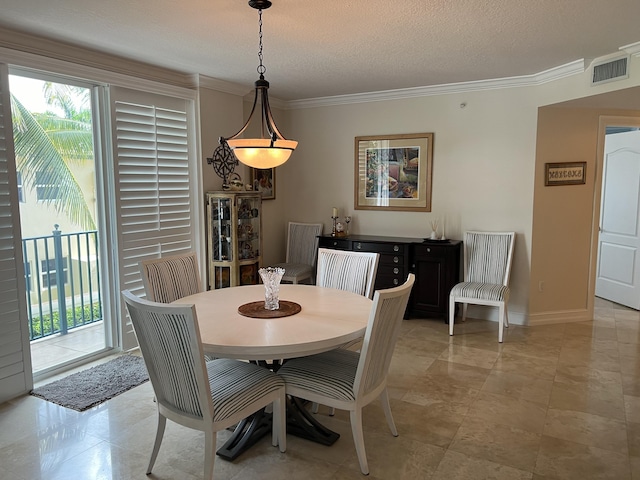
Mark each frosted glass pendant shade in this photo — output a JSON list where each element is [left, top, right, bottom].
[[228, 138, 297, 168]]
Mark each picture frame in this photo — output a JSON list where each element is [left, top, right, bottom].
[[545, 162, 587, 186], [251, 167, 276, 200], [355, 133, 434, 211]]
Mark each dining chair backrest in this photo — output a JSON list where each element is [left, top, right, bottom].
[[285, 222, 323, 266], [140, 252, 202, 303], [464, 231, 515, 287], [121, 290, 212, 420], [316, 248, 380, 299], [354, 273, 415, 396]]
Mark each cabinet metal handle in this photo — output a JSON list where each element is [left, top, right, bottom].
[[355, 243, 362, 250], [393, 278, 399, 285], [393, 256, 399, 263], [393, 245, 399, 252], [332, 241, 338, 246], [393, 267, 399, 274], [427, 248, 431, 253]]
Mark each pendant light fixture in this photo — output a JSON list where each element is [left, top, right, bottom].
[[217, 0, 297, 169]]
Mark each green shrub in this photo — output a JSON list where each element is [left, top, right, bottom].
[[30, 302, 102, 340]]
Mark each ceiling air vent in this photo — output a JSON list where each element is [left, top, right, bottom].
[[591, 55, 629, 86]]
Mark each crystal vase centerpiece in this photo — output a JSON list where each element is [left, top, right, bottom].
[[259, 267, 285, 310]]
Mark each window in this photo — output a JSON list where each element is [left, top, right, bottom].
[[40, 257, 68, 288], [35, 170, 62, 201], [111, 86, 198, 351]]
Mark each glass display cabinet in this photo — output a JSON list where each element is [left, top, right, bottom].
[[206, 191, 262, 289]]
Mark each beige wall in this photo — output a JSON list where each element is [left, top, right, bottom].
[[198, 56, 640, 326], [529, 106, 640, 324], [276, 88, 538, 323]]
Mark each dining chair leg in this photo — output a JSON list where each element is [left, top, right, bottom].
[[462, 303, 468, 322], [350, 408, 369, 475], [504, 305, 510, 328], [449, 296, 456, 336], [204, 430, 215, 480], [147, 413, 166, 474], [380, 388, 398, 436], [311, 402, 335, 416], [273, 395, 287, 452], [498, 303, 505, 343]]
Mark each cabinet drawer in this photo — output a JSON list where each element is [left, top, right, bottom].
[[319, 238, 351, 250], [375, 274, 404, 289], [378, 253, 404, 266], [413, 244, 448, 257], [353, 241, 404, 254], [377, 263, 404, 276]]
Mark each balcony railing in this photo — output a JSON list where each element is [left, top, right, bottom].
[[23, 225, 102, 341]]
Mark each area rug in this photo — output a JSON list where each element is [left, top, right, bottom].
[[31, 354, 149, 411]]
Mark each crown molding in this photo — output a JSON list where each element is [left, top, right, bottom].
[[286, 60, 587, 109], [0, 26, 197, 92], [620, 41, 640, 57], [196, 74, 251, 97]]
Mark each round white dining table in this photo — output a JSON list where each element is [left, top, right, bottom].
[[173, 284, 372, 361]]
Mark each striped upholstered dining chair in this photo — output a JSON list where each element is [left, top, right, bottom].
[[311, 247, 380, 414], [316, 248, 380, 299], [449, 231, 516, 343], [273, 222, 323, 284], [278, 274, 415, 476], [139, 252, 202, 303], [121, 291, 286, 480]]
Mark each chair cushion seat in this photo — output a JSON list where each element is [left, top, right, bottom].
[[272, 263, 313, 280], [207, 358, 284, 422], [450, 282, 510, 302], [278, 349, 359, 402]]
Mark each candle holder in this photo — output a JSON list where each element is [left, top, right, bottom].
[[331, 216, 338, 236], [344, 216, 351, 236]]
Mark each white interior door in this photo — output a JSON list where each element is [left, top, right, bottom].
[[596, 129, 640, 309]]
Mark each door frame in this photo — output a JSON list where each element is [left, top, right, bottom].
[[588, 115, 640, 315]]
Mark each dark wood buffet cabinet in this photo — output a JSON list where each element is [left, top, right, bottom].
[[317, 235, 462, 319]]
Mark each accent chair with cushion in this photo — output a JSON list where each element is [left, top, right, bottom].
[[449, 231, 516, 343]]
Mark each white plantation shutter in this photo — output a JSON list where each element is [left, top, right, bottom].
[[110, 86, 197, 350], [0, 63, 32, 401]]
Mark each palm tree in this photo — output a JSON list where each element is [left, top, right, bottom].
[[11, 82, 96, 231]]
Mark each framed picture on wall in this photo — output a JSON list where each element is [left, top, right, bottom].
[[545, 162, 586, 186], [354, 133, 433, 211], [251, 167, 276, 200]]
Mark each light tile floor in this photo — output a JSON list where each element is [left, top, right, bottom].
[[1, 297, 639, 479]]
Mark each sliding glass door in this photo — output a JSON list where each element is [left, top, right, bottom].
[[0, 53, 199, 397], [9, 71, 112, 377]]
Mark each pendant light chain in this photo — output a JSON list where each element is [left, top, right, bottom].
[[257, 9, 266, 77]]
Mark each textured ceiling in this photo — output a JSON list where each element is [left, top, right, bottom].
[[1, 0, 639, 101]]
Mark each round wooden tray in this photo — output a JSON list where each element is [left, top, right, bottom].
[[238, 300, 302, 318]]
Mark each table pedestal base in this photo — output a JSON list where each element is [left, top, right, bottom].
[[216, 410, 273, 461], [286, 397, 340, 446], [216, 397, 339, 460]]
